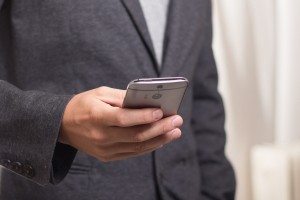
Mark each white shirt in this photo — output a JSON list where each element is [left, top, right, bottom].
[[139, 0, 170, 67]]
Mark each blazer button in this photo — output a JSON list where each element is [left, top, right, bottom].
[[23, 164, 35, 178], [11, 162, 23, 174], [6, 160, 12, 167], [0, 159, 11, 168]]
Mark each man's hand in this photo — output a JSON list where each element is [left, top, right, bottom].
[[60, 86, 183, 162]]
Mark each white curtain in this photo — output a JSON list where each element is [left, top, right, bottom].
[[212, 0, 300, 199], [1, 1, 299, 199]]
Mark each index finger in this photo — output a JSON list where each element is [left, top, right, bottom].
[[105, 107, 164, 127]]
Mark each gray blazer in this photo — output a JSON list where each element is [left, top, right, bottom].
[[0, 0, 236, 199]]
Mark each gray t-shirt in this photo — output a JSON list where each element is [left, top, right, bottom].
[[139, 0, 169, 67]]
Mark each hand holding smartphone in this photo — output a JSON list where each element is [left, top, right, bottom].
[[61, 81, 184, 163], [123, 77, 189, 117]]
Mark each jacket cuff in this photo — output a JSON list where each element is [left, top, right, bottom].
[[0, 85, 74, 185], [50, 142, 77, 185]]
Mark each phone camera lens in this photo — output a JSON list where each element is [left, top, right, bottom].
[[152, 93, 162, 99]]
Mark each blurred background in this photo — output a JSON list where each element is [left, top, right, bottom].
[[212, 0, 300, 199], [1, 1, 299, 200]]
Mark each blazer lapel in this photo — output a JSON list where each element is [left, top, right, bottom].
[[121, 0, 205, 77], [121, 0, 160, 74], [160, 0, 205, 77]]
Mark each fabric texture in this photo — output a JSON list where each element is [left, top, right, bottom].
[[0, 0, 236, 199]]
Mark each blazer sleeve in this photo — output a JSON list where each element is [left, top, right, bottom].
[[0, 80, 77, 186], [192, 2, 236, 199]]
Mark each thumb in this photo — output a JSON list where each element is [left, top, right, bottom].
[[94, 86, 126, 107]]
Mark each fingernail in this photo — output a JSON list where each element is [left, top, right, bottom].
[[171, 129, 182, 139], [153, 109, 163, 120], [172, 116, 183, 127]]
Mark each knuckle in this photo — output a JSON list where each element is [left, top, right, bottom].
[[142, 112, 151, 123], [92, 132, 107, 145], [160, 123, 167, 134], [98, 86, 109, 93], [96, 150, 110, 162], [116, 113, 126, 126], [97, 136, 107, 145], [135, 143, 146, 152], [133, 133, 144, 143], [98, 153, 113, 163], [100, 156, 110, 163], [94, 86, 106, 97]]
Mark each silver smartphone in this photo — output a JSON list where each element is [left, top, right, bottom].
[[122, 77, 189, 117]]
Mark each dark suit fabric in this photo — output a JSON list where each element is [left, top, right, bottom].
[[0, 0, 236, 199]]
